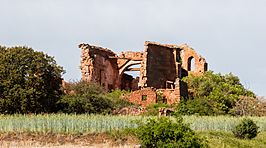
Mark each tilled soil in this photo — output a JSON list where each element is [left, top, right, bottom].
[[0, 133, 139, 148]]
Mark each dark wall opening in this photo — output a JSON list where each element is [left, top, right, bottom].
[[120, 64, 140, 91], [188, 56, 195, 71]]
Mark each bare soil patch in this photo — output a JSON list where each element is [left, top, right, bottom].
[[0, 132, 139, 148]]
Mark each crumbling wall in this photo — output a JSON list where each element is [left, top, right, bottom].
[[126, 87, 181, 106], [126, 88, 157, 107], [118, 51, 143, 61], [79, 43, 120, 90], [179, 44, 208, 76], [157, 89, 181, 105], [139, 42, 180, 89], [79, 41, 208, 107]]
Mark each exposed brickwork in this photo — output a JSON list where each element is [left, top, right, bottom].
[[78, 41, 208, 106], [158, 89, 181, 105], [179, 44, 208, 76], [138, 42, 179, 89], [79, 43, 120, 90], [126, 88, 157, 107]]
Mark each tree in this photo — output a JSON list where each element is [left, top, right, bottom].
[[0, 46, 64, 113], [177, 71, 255, 115]]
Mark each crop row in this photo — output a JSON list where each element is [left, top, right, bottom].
[[0, 114, 265, 134]]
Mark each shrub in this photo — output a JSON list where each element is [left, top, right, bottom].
[[144, 103, 173, 116], [176, 97, 214, 116], [232, 118, 259, 139], [233, 96, 266, 116], [179, 71, 255, 115], [135, 115, 208, 148], [58, 81, 113, 114], [0, 46, 64, 114], [105, 89, 133, 109]]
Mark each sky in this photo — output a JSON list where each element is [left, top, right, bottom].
[[1, 0, 265, 96]]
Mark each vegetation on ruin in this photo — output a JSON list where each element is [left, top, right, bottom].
[[0, 46, 64, 114], [176, 71, 256, 116], [144, 103, 173, 116], [105, 89, 133, 109]]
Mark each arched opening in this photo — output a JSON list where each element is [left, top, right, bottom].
[[188, 56, 196, 71], [124, 64, 140, 78], [120, 64, 141, 91]]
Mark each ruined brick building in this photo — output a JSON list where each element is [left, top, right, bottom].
[[79, 41, 208, 106]]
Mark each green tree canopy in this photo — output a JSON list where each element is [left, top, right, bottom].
[[177, 71, 255, 115], [0, 46, 64, 113]]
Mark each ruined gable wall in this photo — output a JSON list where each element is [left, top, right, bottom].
[[179, 44, 208, 75], [79, 44, 120, 90], [78, 41, 209, 107], [141, 42, 178, 89]]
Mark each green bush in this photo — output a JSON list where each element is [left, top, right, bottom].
[[0, 46, 64, 114], [135, 116, 208, 148], [58, 81, 113, 114], [232, 118, 259, 139], [176, 97, 214, 116], [144, 103, 173, 116], [177, 71, 255, 115], [105, 89, 133, 109]]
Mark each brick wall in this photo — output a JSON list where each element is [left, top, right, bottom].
[[158, 89, 181, 105], [126, 88, 157, 107]]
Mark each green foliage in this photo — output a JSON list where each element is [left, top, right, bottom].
[[177, 71, 255, 115], [232, 118, 259, 139], [135, 116, 208, 148], [58, 81, 113, 114], [177, 98, 214, 116], [144, 103, 173, 116], [105, 89, 133, 109], [0, 115, 266, 135], [0, 114, 144, 134], [199, 131, 266, 148], [0, 46, 64, 114]]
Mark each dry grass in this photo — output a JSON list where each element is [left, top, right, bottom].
[[198, 131, 266, 148], [0, 132, 139, 148]]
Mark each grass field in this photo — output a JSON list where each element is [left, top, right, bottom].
[[198, 131, 266, 148], [1, 114, 266, 147], [0, 114, 266, 134]]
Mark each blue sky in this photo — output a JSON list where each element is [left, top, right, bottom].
[[1, 0, 265, 96]]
